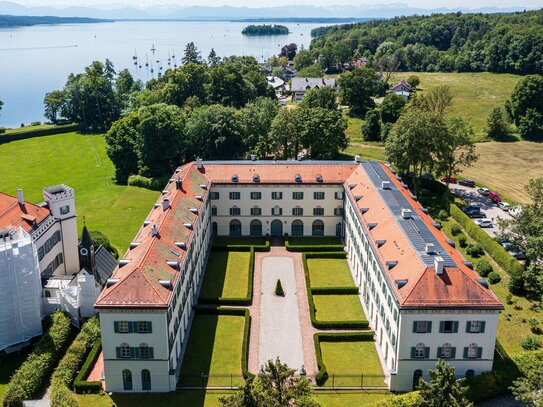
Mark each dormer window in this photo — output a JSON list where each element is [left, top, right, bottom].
[[315, 174, 323, 182], [231, 174, 239, 183], [294, 174, 302, 183], [253, 174, 260, 183]]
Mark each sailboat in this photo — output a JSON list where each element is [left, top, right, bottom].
[[145, 54, 149, 68], [151, 43, 156, 54], [132, 49, 137, 60]]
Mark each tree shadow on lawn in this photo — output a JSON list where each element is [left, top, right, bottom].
[[199, 251, 229, 299]]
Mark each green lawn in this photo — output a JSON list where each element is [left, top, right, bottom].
[[307, 258, 355, 289], [313, 295, 365, 323], [3, 124, 55, 134], [0, 353, 26, 401], [315, 390, 390, 406], [199, 251, 251, 300], [0, 132, 158, 255], [178, 314, 245, 387], [211, 237, 267, 246], [320, 341, 385, 387]]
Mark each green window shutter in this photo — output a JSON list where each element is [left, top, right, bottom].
[[116, 347, 121, 358], [424, 347, 430, 359], [130, 347, 136, 359], [411, 347, 416, 358], [480, 321, 486, 333], [439, 321, 444, 333], [148, 321, 152, 333], [134, 347, 140, 358], [427, 321, 432, 333], [437, 347, 442, 358], [128, 321, 135, 333], [114, 322, 119, 333], [466, 321, 471, 333], [451, 347, 456, 359], [453, 321, 459, 333], [477, 347, 483, 359], [149, 347, 154, 359], [413, 321, 418, 333], [463, 347, 468, 358]]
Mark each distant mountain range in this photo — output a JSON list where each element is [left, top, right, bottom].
[[0, 1, 538, 20]]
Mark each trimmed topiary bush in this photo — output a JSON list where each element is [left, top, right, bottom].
[[467, 243, 484, 257], [450, 224, 462, 236], [438, 209, 449, 221], [275, 279, 285, 296], [458, 234, 468, 248], [476, 259, 493, 277], [521, 336, 542, 351], [487, 271, 502, 284]]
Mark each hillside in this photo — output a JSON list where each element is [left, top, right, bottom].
[[310, 10, 543, 75], [0, 14, 108, 27]]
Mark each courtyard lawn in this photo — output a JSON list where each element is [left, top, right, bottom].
[[313, 295, 365, 323], [212, 236, 267, 246], [0, 132, 158, 255], [315, 390, 390, 406], [0, 353, 26, 401], [320, 341, 385, 387], [307, 258, 356, 289], [178, 314, 245, 387], [199, 251, 251, 300]]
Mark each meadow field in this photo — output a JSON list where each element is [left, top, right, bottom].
[[0, 132, 158, 254]]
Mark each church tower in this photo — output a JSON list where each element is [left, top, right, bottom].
[[78, 224, 96, 273]]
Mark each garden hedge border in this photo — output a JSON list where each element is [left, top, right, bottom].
[[0, 123, 79, 144], [193, 306, 254, 380], [2, 312, 73, 407], [285, 237, 344, 252], [314, 332, 375, 386], [198, 246, 255, 306], [311, 287, 359, 295], [73, 338, 103, 394], [303, 253, 369, 330], [211, 237, 270, 252], [450, 204, 524, 277]]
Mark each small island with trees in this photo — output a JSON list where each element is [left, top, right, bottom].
[[242, 24, 289, 36]]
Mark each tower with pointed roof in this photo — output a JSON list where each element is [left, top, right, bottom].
[[78, 224, 96, 274]]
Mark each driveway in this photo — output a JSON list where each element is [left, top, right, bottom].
[[448, 183, 512, 237]]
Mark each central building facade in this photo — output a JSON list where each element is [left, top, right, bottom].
[[95, 160, 503, 393]]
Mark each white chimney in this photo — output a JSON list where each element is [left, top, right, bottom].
[[16, 189, 24, 206], [382, 181, 391, 189], [151, 224, 159, 237], [196, 158, 203, 169], [434, 256, 444, 275], [425, 243, 435, 254], [250, 154, 257, 161], [162, 197, 170, 211], [354, 155, 361, 163], [401, 208, 413, 219]]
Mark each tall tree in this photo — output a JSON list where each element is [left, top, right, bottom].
[[298, 107, 347, 159], [506, 74, 543, 126], [182, 42, 203, 65], [376, 54, 400, 82], [298, 86, 338, 110], [43, 90, 66, 124], [380, 93, 406, 123], [293, 49, 314, 71], [361, 108, 382, 141], [104, 111, 140, 183], [219, 358, 319, 407], [115, 69, 137, 97], [511, 349, 543, 406], [208, 48, 221, 66], [280, 43, 298, 60], [241, 97, 279, 157], [518, 108, 543, 140], [418, 360, 473, 407], [269, 109, 302, 159], [412, 85, 455, 115], [0, 98, 3, 118], [338, 67, 382, 117], [486, 106, 512, 140]]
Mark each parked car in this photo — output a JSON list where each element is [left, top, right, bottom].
[[441, 176, 457, 183], [478, 187, 490, 196], [467, 210, 485, 218], [458, 179, 476, 187], [498, 202, 510, 211], [501, 240, 513, 250], [488, 192, 502, 203], [462, 205, 481, 213], [420, 173, 435, 180], [501, 241, 526, 259], [475, 218, 493, 228]]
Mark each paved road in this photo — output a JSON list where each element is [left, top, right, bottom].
[[449, 183, 512, 237]]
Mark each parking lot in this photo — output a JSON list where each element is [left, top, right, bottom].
[[448, 183, 512, 237]]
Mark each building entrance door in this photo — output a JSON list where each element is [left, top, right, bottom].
[[270, 219, 283, 236]]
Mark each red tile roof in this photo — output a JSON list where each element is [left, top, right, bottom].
[[96, 160, 503, 310], [391, 80, 412, 90], [0, 192, 50, 232]]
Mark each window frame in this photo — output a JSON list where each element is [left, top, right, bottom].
[[292, 191, 304, 200]]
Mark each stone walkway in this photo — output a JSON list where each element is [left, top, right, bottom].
[[87, 350, 105, 389]]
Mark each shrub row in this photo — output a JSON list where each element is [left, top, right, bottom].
[[0, 123, 79, 144], [303, 253, 369, 330], [372, 391, 421, 406], [285, 237, 344, 252], [3, 312, 72, 407], [50, 316, 101, 406], [305, 252, 347, 259], [74, 338, 102, 394], [199, 247, 255, 306], [194, 306, 254, 380], [212, 237, 270, 252], [311, 287, 359, 295], [314, 332, 375, 385], [127, 174, 170, 191], [450, 204, 524, 277]]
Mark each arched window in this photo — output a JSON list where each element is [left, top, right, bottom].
[[141, 369, 151, 390], [139, 343, 149, 359], [250, 220, 262, 236], [122, 369, 133, 390], [465, 369, 475, 379], [229, 219, 242, 236], [120, 343, 131, 358], [312, 220, 324, 236], [412, 370, 423, 390], [467, 343, 478, 358], [251, 206, 262, 216], [291, 220, 304, 236], [415, 343, 426, 358], [440, 343, 452, 359]]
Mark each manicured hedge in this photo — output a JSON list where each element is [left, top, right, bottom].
[[50, 316, 101, 406], [303, 253, 369, 330], [305, 252, 347, 259], [311, 287, 359, 295], [0, 123, 79, 144], [212, 237, 270, 252], [2, 312, 72, 407], [194, 306, 254, 380], [199, 247, 255, 306], [372, 391, 421, 406], [450, 204, 524, 277], [74, 338, 102, 393], [314, 332, 375, 385], [285, 237, 344, 252]]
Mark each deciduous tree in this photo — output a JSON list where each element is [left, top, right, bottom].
[[298, 86, 338, 110], [43, 90, 67, 124], [511, 349, 543, 407], [380, 93, 406, 123], [338, 67, 381, 116], [241, 97, 279, 158], [361, 108, 382, 141], [418, 360, 473, 407], [486, 106, 512, 140], [506, 74, 543, 126]]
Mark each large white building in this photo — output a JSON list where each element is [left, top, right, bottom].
[[96, 159, 503, 393]]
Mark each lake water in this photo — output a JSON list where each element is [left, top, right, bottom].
[[0, 21, 324, 128]]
